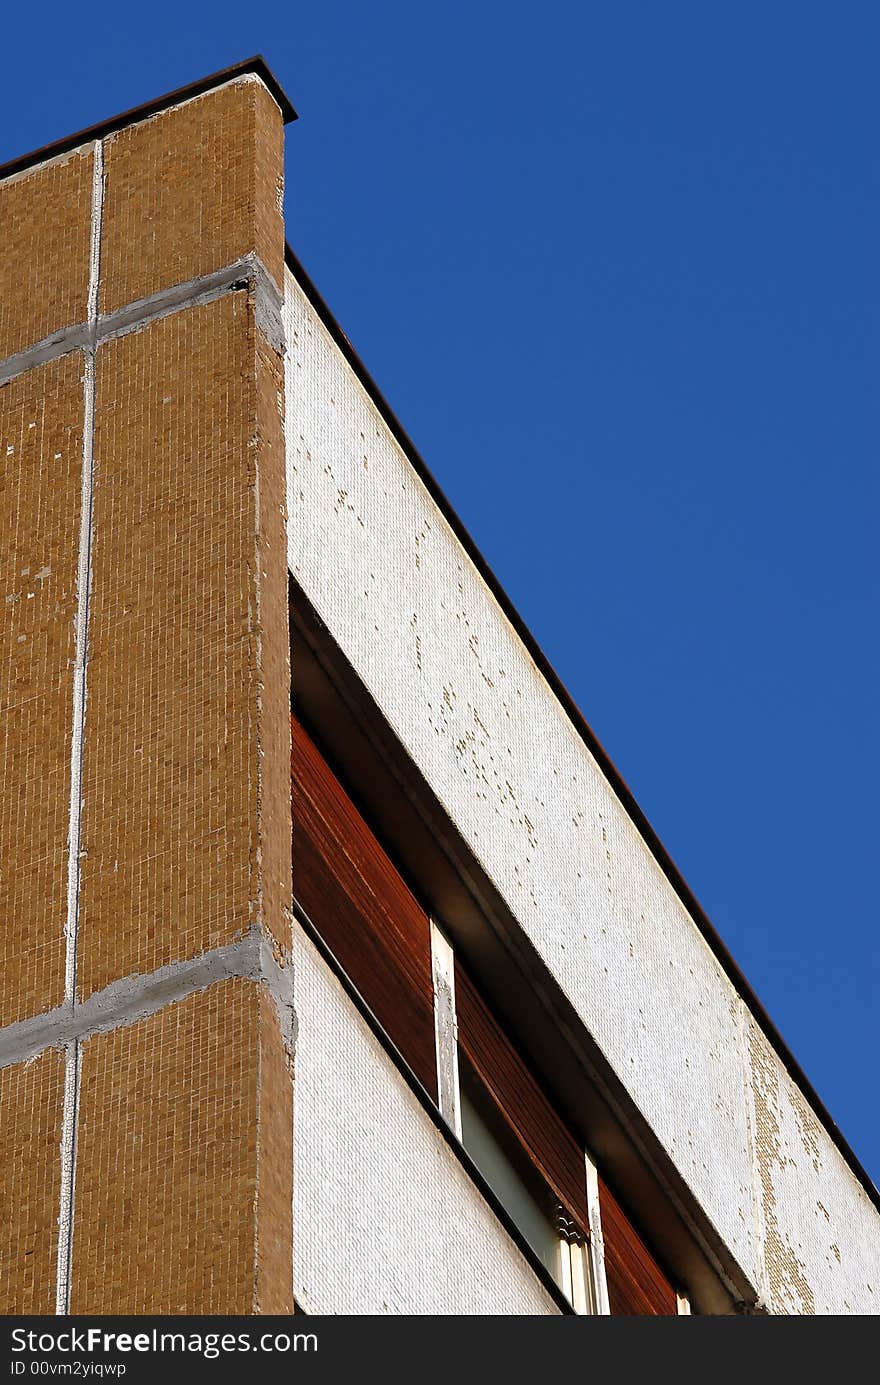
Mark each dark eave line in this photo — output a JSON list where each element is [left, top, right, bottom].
[[0, 56, 297, 183], [284, 241, 879, 1215]]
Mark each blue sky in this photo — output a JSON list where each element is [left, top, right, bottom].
[[3, 3, 876, 1182]]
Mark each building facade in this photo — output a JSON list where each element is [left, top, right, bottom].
[[0, 58, 877, 1316]]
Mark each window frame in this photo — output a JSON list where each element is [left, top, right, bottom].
[[429, 918, 610, 1315], [291, 708, 690, 1315]]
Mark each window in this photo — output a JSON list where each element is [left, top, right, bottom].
[[458, 1054, 563, 1283], [290, 709, 437, 1097], [291, 708, 688, 1315], [431, 922, 601, 1312]]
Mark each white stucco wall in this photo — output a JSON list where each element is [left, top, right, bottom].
[[283, 267, 880, 1314], [291, 922, 559, 1315], [744, 1015, 879, 1314]]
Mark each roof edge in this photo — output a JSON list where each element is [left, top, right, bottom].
[[284, 240, 880, 1218], [0, 55, 297, 183]]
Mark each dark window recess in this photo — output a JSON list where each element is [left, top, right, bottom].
[[454, 959, 589, 1232], [598, 1175, 678, 1315], [291, 711, 438, 1099], [458, 1054, 563, 1281]]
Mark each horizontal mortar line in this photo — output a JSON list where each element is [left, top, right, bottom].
[[98, 253, 283, 347], [0, 253, 284, 388], [0, 322, 91, 383], [0, 924, 294, 1069]]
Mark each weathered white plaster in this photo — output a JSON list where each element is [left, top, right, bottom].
[[291, 923, 559, 1315], [745, 1015, 879, 1315], [283, 267, 879, 1313]]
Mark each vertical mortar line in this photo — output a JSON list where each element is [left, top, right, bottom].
[[56, 137, 104, 1317], [249, 298, 265, 1305], [252, 302, 265, 937], [55, 1035, 81, 1316]]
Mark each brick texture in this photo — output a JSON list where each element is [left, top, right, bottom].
[[0, 1049, 65, 1312], [255, 332, 292, 968], [256, 991, 294, 1313], [251, 83, 286, 293], [71, 979, 292, 1314], [0, 148, 93, 359], [99, 77, 285, 314], [78, 292, 290, 997], [1, 71, 292, 1317], [0, 355, 83, 1023]]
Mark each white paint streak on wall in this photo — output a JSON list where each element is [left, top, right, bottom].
[[292, 923, 559, 1315], [283, 268, 880, 1313]]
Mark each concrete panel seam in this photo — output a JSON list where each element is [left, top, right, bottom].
[[63, 138, 103, 1010], [0, 254, 284, 388], [98, 252, 284, 351], [258, 933, 297, 1057], [249, 256, 285, 353], [55, 1039, 80, 1316], [0, 324, 91, 386], [0, 927, 294, 1070], [56, 137, 103, 1318]]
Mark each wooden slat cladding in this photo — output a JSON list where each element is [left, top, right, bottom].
[[290, 712, 437, 1099], [454, 961, 589, 1231], [598, 1174, 678, 1315]]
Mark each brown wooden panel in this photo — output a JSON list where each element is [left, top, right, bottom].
[[455, 960, 589, 1231], [598, 1174, 678, 1315], [291, 712, 437, 1099]]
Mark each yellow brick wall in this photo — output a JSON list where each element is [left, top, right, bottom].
[[79, 294, 268, 996], [100, 78, 285, 314], [252, 82, 287, 292], [0, 355, 83, 1023], [255, 329, 293, 964], [0, 148, 93, 358], [256, 991, 294, 1313], [77, 288, 291, 994], [0, 70, 293, 1314], [72, 980, 291, 1314], [0, 1049, 65, 1312]]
